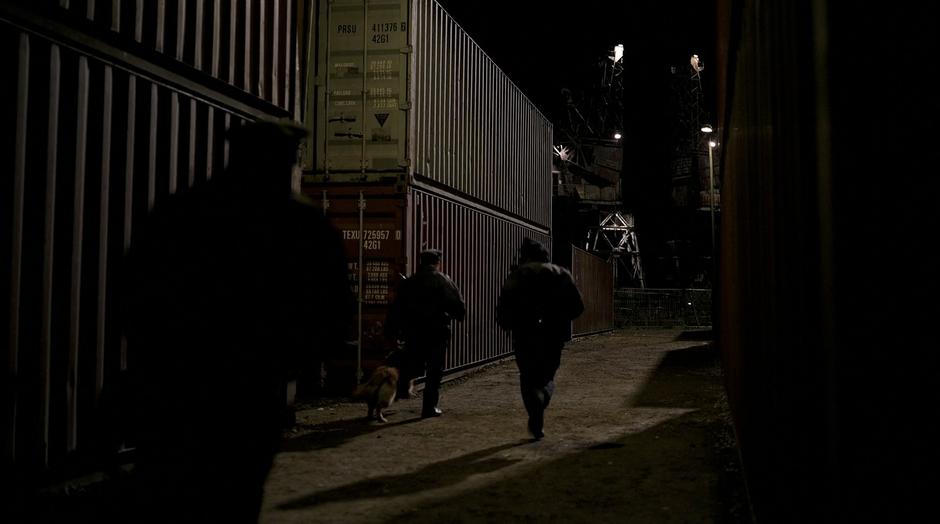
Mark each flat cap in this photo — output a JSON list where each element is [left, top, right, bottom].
[[519, 237, 549, 263], [419, 249, 443, 265]]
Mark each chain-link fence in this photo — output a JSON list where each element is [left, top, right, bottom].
[[614, 288, 713, 327]]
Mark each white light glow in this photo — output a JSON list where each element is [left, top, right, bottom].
[[553, 144, 572, 162], [610, 44, 624, 63], [709, 140, 717, 148], [613, 132, 622, 140], [701, 124, 713, 133]]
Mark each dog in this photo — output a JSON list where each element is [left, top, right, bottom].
[[384, 347, 417, 400], [352, 349, 416, 422], [352, 365, 400, 422]]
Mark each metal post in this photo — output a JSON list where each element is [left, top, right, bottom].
[[357, 191, 365, 384], [323, 1, 333, 175], [707, 143, 718, 333], [708, 143, 716, 270], [361, 1, 368, 175], [321, 190, 330, 390]]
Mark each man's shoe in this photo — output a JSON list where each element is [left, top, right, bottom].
[[528, 416, 545, 440], [421, 407, 443, 418]]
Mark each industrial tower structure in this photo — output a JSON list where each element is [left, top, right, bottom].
[[662, 53, 719, 288], [553, 44, 645, 287]]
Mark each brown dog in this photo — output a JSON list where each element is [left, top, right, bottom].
[[352, 365, 401, 422]]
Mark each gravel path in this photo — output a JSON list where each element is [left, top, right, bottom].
[[260, 328, 750, 523]]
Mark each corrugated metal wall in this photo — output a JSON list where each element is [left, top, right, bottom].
[[411, 188, 551, 373], [716, 0, 940, 520], [570, 247, 614, 336], [715, 0, 834, 519], [1, 1, 307, 478], [51, 0, 303, 114], [411, 0, 553, 228]]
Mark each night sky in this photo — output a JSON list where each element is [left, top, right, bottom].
[[435, 1, 717, 125]]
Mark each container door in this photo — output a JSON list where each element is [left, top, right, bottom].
[[316, 0, 410, 174], [308, 186, 410, 391]]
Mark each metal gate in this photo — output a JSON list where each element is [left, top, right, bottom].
[[570, 246, 615, 336]]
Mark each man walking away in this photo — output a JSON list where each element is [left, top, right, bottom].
[[385, 249, 466, 418], [497, 238, 584, 440]]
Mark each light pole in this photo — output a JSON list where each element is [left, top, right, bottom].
[[707, 139, 717, 258], [701, 125, 717, 285]]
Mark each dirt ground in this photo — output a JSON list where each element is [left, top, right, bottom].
[[13, 328, 749, 523], [261, 329, 752, 523]]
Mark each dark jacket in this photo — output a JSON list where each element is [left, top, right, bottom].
[[385, 265, 466, 341], [123, 178, 352, 410], [496, 262, 585, 343]]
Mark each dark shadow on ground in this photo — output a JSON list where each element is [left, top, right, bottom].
[[12, 414, 427, 523], [629, 343, 721, 409], [7, 474, 131, 524], [382, 415, 748, 523], [276, 441, 529, 511], [379, 343, 750, 524], [674, 329, 714, 341], [280, 415, 425, 453]]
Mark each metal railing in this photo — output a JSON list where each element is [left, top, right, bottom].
[[614, 288, 712, 327]]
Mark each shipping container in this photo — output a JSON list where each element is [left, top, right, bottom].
[[2, 0, 309, 480], [301, 0, 555, 388], [307, 183, 552, 390], [303, 0, 553, 229]]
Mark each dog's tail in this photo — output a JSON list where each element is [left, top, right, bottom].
[[351, 382, 368, 400], [352, 366, 399, 400]]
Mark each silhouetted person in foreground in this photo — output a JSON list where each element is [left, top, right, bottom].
[[497, 238, 584, 440], [385, 249, 465, 418], [122, 120, 350, 523]]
